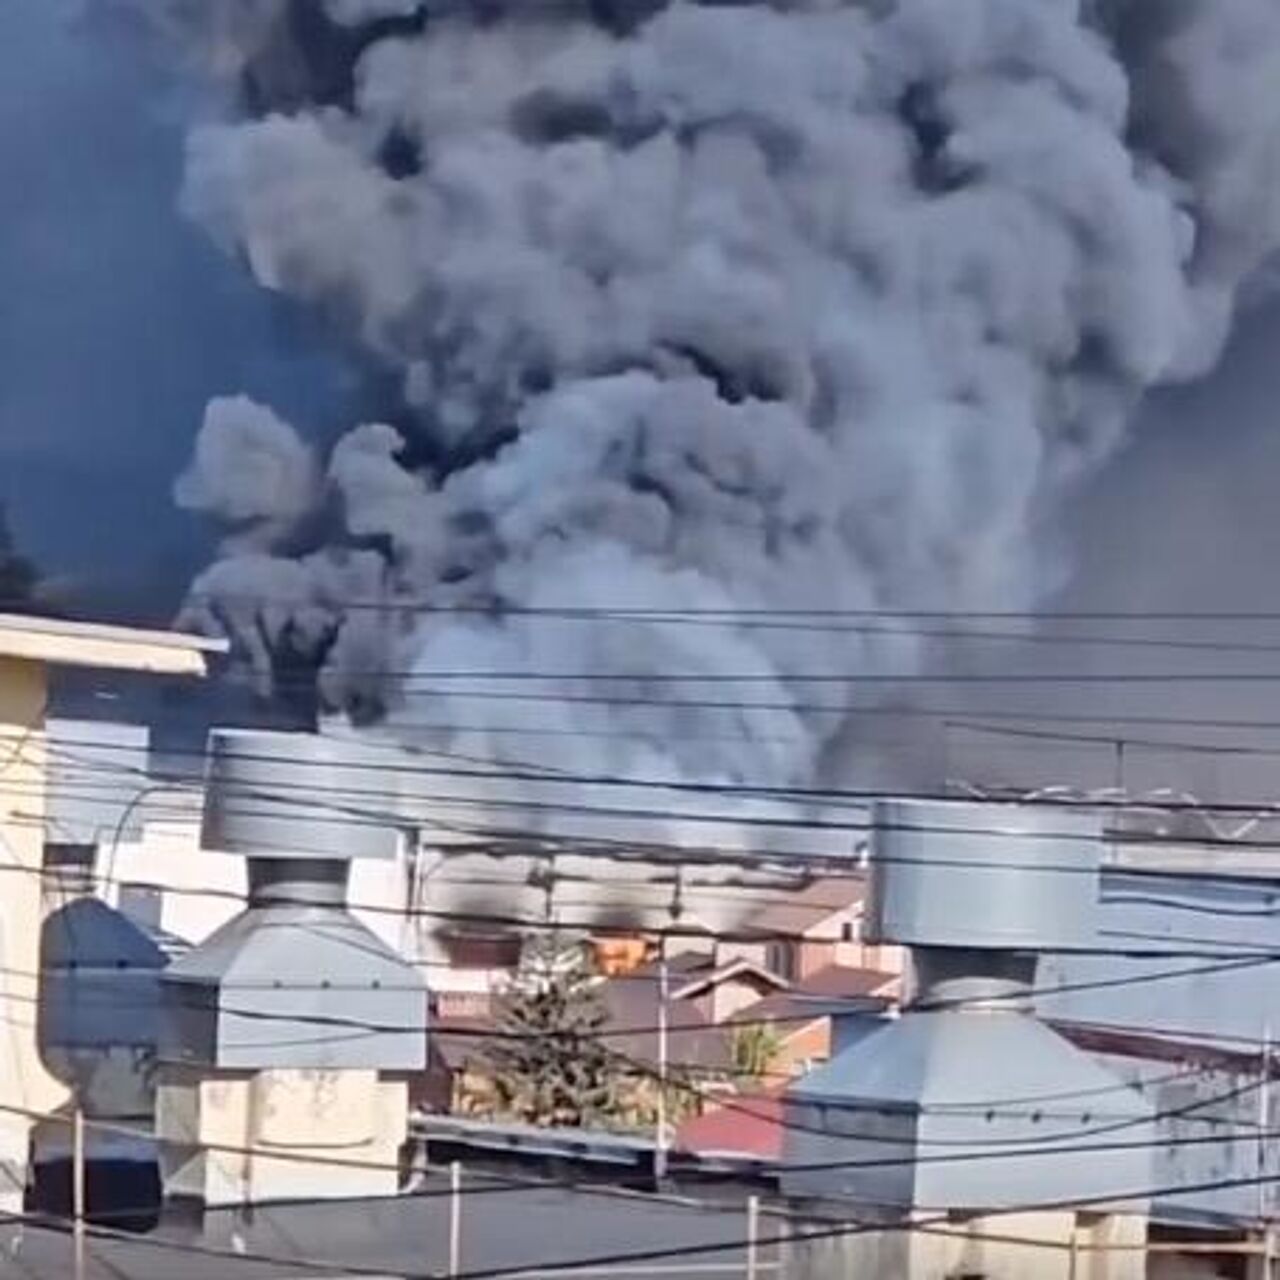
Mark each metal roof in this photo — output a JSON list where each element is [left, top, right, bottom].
[[791, 1008, 1151, 1113], [163, 903, 419, 988], [160, 903, 428, 1071], [4, 1178, 775, 1280]]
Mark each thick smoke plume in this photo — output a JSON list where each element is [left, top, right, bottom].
[[163, 0, 1280, 790]]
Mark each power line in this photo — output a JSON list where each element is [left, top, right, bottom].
[[0, 1069, 1265, 1197], [17, 827, 1280, 945], [228, 667, 1280, 686], [364, 703, 1280, 735], [343, 1162, 1280, 1280], [43, 726, 1280, 829], [945, 718, 1280, 758], [32, 749, 1280, 906], [233, 621, 1280, 656], [649, 1064, 1268, 1161], [3, 915, 1276, 1049], [167, 592, 1280, 622]]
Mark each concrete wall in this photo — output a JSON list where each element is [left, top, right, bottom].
[[785, 1210, 1147, 1280], [0, 658, 69, 1208], [108, 815, 242, 945], [157, 1065, 407, 1207]]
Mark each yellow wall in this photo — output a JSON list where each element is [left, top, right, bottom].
[[0, 658, 70, 1206]]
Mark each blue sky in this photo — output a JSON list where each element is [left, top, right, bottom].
[[0, 0, 359, 617]]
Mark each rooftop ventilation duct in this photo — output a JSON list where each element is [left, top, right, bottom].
[[159, 730, 427, 1071], [38, 720, 168, 1090], [783, 799, 1153, 1213]]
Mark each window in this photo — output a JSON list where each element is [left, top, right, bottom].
[[767, 942, 796, 981], [840, 920, 855, 943]]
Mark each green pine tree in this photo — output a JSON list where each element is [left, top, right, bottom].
[[482, 932, 621, 1129]]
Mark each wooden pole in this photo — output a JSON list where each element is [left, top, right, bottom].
[[72, 1105, 85, 1280], [449, 1160, 462, 1279]]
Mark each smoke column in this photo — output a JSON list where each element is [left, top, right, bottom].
[[157, 0, 1280, 794]]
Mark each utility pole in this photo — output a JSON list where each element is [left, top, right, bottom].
[[655, 937, 670, 1183], [448, 1160, 462, 1279], [72, 1105, 85, 1280]]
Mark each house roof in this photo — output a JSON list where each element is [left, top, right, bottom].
[[613, 951, 788, 1003], [729, 966, 898, 1034], [672, 956, 789, 1002], [674, 1090, 786, 1160], [751, 876, 866, 937], [0, 612, 225, 676], [601, 963, 739, 1072], [791, 964, 899, 1000]]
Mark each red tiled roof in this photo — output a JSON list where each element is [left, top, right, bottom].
[[674, 1091, 786, 1160]]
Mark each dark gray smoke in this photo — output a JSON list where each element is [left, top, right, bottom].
[[159, 0, 1280, 789]]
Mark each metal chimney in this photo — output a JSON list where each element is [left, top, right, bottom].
[[156, 730, 427, 1210], [783, 800, 1152, 1232], [159, 728, 427, 1069]]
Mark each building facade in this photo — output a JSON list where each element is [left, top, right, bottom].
[[0, 614, 220, 1213]]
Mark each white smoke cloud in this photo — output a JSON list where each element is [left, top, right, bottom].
[[174, 395, 319, 544], [166, 0, 1280, 797]]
